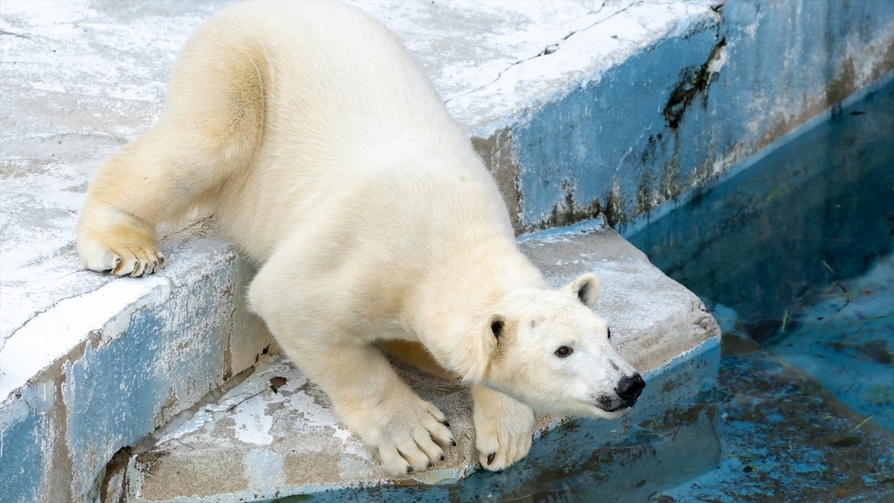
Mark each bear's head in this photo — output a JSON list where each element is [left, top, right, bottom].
[[477, 274, 645, 418]]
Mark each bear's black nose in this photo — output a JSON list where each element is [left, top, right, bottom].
[[616, 373, 646, 402]]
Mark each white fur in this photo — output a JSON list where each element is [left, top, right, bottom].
[[77, 1, 641, 475]]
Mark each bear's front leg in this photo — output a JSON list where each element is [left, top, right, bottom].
[[280, 338, 455, 475], [472, 385, 535, 472]]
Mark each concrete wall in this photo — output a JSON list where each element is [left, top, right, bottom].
[[0, 230, 273, 503], [473, 0, 894, 234]]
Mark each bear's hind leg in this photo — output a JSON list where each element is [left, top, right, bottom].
[[77, 25, 266, 276], [377, 340, 460, 382]]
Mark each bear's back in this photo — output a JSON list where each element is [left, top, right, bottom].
[[188, 2, 512, 262]]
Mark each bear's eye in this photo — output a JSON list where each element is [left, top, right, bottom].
[[607, 328, 611, 339], [555, 346, 573, 358]]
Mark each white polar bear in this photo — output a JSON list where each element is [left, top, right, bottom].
[[76, 1, 645, 475]]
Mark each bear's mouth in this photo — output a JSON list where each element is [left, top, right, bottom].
[[591, 395, 638, 413]]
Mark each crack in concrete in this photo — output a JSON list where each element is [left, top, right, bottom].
[[2, 289, 90, 355], [0, 30, 32, 39], [445, 0, 648, 105], [1, 270, 176, 356]]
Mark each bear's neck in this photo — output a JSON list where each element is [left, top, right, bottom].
[[409, 233, 547, 382]]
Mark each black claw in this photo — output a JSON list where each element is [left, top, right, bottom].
[[450, 440, 456, 447], [427, 461, 433, 468], [406, 466, 413, 474], [487, 452, 496, 466], [441, 420, 450, 427], [440, 454, 444, 461]]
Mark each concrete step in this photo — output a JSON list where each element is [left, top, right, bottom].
[[124, 224, 719, 502], [2, 0, 893, 502]]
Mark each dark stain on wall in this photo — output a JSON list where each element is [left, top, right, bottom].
[[472, 127, 524, 234], [663, 37, 727, 130]]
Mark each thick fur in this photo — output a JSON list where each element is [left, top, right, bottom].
[[77, 2, 642, 475]]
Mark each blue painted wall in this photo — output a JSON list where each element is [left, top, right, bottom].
[[511, 0, 894, 233], [0, 256, 270, 503]]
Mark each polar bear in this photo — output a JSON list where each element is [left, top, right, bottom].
[[77, 1, 645, 475]]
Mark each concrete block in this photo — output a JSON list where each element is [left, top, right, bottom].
[[458, 0, 894, 234], [0, 222, 273, 503]]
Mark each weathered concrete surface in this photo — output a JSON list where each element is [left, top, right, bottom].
[[0, 220, 274, 503], [474, 0, 894, 233], [125, 224, 720, 502]]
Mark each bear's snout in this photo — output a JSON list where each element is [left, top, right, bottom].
[[615, 373, 646, 405], [593, 373, 645, 413]]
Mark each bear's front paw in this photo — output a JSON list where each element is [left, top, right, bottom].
[[344, 395, 454, 476], [472, 385, 534, 472], [77, 208, 164, 277]]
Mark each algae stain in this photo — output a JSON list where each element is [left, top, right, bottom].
[[539, 181, 628, 231], [663, 37, 727, 130], [543, 182, 603, 230], [531, 34, 730, 233]]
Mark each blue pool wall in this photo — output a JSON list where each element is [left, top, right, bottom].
[[626, 75, 894, 326], [0, 252, 273, 503], [500, 0, 894, 234]]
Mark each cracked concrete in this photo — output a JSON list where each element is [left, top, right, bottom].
[[444, 0, 652, 107]]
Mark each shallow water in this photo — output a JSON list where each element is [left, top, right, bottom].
[[770, 252, 894, 433], [627, 77, 894, 500]]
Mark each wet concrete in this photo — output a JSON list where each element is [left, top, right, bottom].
[[651, 332, 894, 503]]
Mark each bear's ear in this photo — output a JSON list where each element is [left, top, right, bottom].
[[489, 315, 505, 344], [564, 273, 600, 308], [475, 314, 503, 364]]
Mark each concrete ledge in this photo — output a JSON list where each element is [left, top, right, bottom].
[[0, 221, 273, 502], [460, 0, 894, 234], [123, 224, 719, 502]]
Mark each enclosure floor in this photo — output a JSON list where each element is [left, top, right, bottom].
[[769, 252, 894, 434], [652, 253, 894, 502], [653, 328, 894, 502]]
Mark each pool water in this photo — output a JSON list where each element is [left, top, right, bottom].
[[770, 253, 894, 433], [628, 76, 894, 501]]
